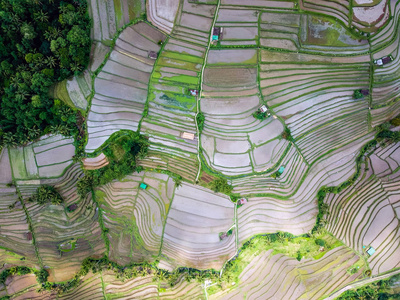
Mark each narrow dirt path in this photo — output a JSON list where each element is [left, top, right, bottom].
[[325, 268, 400, 300], [195, 0, 221, 182]]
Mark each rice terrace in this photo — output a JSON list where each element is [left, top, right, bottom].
[[1, 0, 400, 299]]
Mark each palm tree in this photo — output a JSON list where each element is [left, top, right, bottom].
[[2, 132, 17, 147], [37, 186, 52, 204], [15, 90, 29, 101], [27, 127, 40, 139], [45, 56, 56, 68], [70, 63, 82, 73], [50, 28, 61, 39], [34, 10, 48, 23], [10, 13, 21, 25]]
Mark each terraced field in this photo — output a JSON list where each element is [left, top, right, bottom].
[[86, 22, 166, 152], [9, 134, 75, 180], [160, 183, 235, 270], [25, 164, 106, 282], [325, 142, 400, 275], [3, 0, 400, 298], [96, 171, 174, 265], [210, 246, 363, 300], [5, 270, 204, 299]]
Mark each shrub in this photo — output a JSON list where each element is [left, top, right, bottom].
[[252, 110, 268, 120], [35, 268, 49, 284], [196, 112, 205, 132], [77, 132, 149, 198], [353, 89, 364, 99], [209, 177, 233, 194], [281, 127, 293, 141], [28, 185, 63, 205], [390, 117, 400, 127]]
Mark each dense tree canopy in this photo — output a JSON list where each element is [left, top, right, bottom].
[[0, 0, 91, 146]]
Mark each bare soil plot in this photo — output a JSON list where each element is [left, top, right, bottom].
[[138, 147, 199, 182], [217, 9, 259, 23], [82, 153, 109, 170], [204, 67, 257, 87], [88, 0, 117, 42], [207, 49, 257, 65], [219, 26, 258, 40], [179, 13, 213, 32], [182, 0, 216, 17], [261, 11, 300, 26], [161, 183, 235, 270], [260, 38, 298, 51], [221, 0, 295, 9]]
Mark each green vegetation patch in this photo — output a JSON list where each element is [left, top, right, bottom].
[[306, 15, 367, 47], [77, 131, 148, 198], [27, 185, 64, 205], [196, 112, 205, 133], [48, 79, 74, 108], [157, 57, 201, 72], [162, 51, 203, 64], [336, 273, 400, 300], [207, 229, 343, 295], [58, 239, 77, 252], [151, 90, 197, 111]]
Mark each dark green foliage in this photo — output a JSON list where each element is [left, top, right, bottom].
[[281, 127, 293, 141], [76, 173, 94, 198], [296, 250, 302, 261], [353, 89, 364, 99], [0, 0, 91, 146], [0, 266, 32, 284], [377, 128, 400, 142], [173, 174, 183, 187], [35, 268, 49, 284], [196, 112, 205, 132], [28, 185, 63, 205], [77, 131, 149, 198], [209, 177, 233, 194], [315, 239, 325, 247], [252, 110, 268, 120], [271, 170, 282, 179], [390, 115, 400, 127], [336, 275, 400, 300]]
